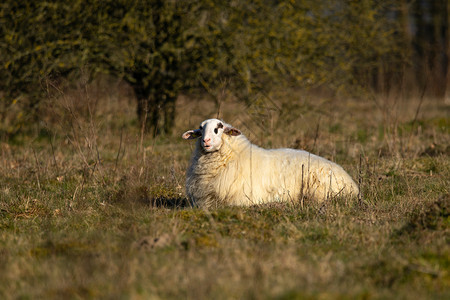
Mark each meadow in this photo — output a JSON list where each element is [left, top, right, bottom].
[[0, 81, 448, 299]]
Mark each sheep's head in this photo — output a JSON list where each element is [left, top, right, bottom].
[[182, 119, 241, 152]]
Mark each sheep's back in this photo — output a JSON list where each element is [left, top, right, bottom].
[[230, 147, 358, 204]]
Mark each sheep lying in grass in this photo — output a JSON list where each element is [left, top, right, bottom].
[[182, 119, 359, 208]]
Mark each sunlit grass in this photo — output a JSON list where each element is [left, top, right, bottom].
[[0, 84, 448, 299]]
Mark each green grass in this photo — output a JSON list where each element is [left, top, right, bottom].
[[0, 87, 449, 299]]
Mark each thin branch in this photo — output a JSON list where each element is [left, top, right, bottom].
[[115, 126, 124, 171], [32, 148, 41, 190]]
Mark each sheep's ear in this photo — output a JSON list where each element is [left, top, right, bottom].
[[224, 127, 241, 136], [182, 129, 202, 140]]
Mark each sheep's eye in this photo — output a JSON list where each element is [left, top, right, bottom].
[[214, 128, 218, 134]]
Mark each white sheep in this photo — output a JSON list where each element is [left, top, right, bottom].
[[182, 118, 359, 208]]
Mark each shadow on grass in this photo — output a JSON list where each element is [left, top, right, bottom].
[[147, 196, 193, 209], [110, 183, 193, 209], [112, 190, 192, 209]]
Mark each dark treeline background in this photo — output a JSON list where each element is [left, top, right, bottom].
[[0, 0, 448, 136]]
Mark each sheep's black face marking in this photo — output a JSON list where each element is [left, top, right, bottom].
[[214, 122, 223, 134]]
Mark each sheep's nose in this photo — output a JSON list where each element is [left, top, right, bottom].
[[203, 138, 211, 143]]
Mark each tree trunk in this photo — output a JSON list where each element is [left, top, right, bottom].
[[443, 0, 449, 98], [412, 0, 448, 98], [412, 0, 427, 93], [135, 91, 177, 136], [399, 0, 414, 96], [163, 97, 176, 135], [429, 0, 448, 98], [134, 84, 155, 134]]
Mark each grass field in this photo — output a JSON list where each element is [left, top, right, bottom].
[[0, 83, 449, 299]]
